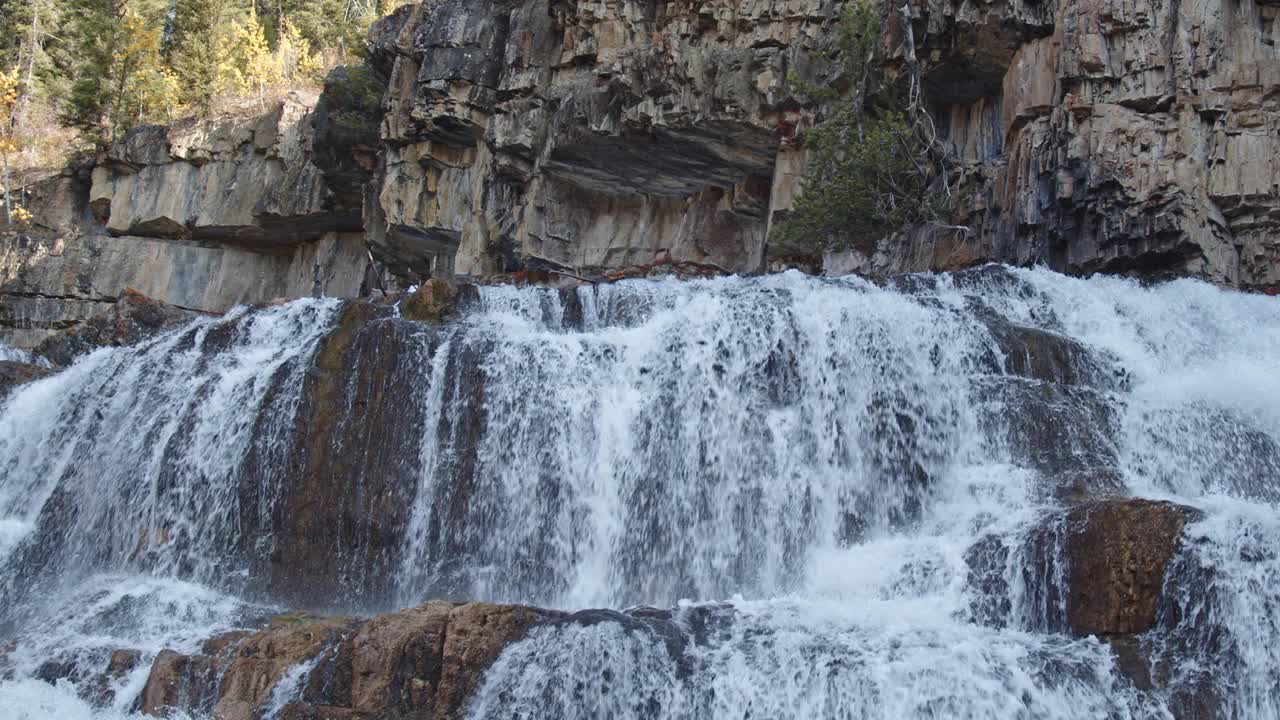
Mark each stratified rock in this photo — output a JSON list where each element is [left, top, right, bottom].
[[0, 93, 373, 350], [365, 0, 839, 279], [0, 229, 369, 349], [1064, 499, 1196, 637], [842, 0, 1280, 290], [33, 288, 197, 367], [90, 94, 358, 245]]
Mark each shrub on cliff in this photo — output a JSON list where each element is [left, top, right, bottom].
[[773, 2, 951, 256]]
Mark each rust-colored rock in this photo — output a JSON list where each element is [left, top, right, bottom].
[[213, 616, 356, 720], [261, 300, 434, 607], [1065, 499, 1194, 637], [139, 602, 556, 720], [399, 279, 458, 324], [432, 603, 558, 719]]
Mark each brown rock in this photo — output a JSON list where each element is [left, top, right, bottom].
[[137, 601, 557, 720], [213, 616, 355, 720], [142, 650, 221, 717], [33, 288, 196, 367], [260, 300, 431, 607], [399, 279, 458, 324], [1064, 499, 1195, 637], [433, 603, 557, 719], [0, 360, 51, 396]]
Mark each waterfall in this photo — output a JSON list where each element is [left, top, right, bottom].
[[0, 342, 50, 367], [0, 267, 1277, 719]]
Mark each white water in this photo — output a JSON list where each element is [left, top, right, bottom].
[[0, 342, 50, 368], [0, 267, 1277, 718]]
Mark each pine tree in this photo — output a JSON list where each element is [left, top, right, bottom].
[[168, 0, 241, 111], [61, 0, 129, 138], [60, 0, 176, 142]]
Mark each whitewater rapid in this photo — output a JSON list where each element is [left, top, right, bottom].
[[0, 267, 1276, 719]]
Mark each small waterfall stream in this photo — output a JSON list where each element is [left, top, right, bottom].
[[0, 267, 1277, 719]]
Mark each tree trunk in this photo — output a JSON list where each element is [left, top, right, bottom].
[[2, 152, 12, 225]]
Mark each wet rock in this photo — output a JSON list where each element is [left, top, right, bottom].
[[0, 360, 51, 396], [213, 616, 356, 720], [81, 649, 144, 706], [142, 650, 221, 717], [973, 377, 1120, 478], [965, 499, 1197, 636], [33, 288, 197, 367], [140, 602, 558, 720], [261, 301, 439, 607], [399, 279, 458, 323], [1065, 500, 1197, 637]]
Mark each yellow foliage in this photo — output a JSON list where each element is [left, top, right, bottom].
[[9, 205, 32, 227], [0, 65, 20, 156], [109, 8, 183, 132], [220, 9, 279, 99], [217, 12, 326, 105], [280, 19, 325, 84]]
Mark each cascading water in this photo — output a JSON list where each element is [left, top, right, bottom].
[[0, 267, 1277, 719], [0, 342, 50, 368]]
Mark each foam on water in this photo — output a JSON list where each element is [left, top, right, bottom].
[[0, 342, 50, 368]]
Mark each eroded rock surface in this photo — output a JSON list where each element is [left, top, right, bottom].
[[7, 0, 1280, 351], [834, 0, 1280, 290]]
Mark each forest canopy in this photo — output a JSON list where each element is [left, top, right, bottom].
[[0, 0, 406, 164]]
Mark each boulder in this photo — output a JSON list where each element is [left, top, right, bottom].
[[142, 650, 222, 717], [34, 288, 197, 367], [1064, 499, 1197, 637], [0, 360, 52, 396], [965, 499, 1197, 637], [139, 602, 559, 720]]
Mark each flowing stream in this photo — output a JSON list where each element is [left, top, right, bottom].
[[0, 267, 1277, 719]]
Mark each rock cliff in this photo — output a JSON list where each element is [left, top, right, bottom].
[[4, 0, 1279, 349], [837, 0, 1280, 289]]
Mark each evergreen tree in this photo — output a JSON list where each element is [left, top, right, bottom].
[[60, 0, 176, 142], [168, 0, 241, 111]]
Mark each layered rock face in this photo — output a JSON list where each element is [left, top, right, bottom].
[[362, 0, 835, 279], [834, 0, 1280, 290], [7, 0, 1279, 351], [1, 94, 372, 348]]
